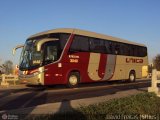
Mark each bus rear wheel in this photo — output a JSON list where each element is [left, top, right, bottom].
[[129, 71, 136, 82], [67, 72, 80, 88]]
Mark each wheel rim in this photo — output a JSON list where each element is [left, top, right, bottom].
[[130, 74, 135, 81], [69, 75, 78, 86]]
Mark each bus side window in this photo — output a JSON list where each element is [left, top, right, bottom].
[[89, 38, 96, 52], [115, 43, 121, 55], [143, 47, 147, 57], [70, 36, 79, 51], [111, 42, 117, 55], [70, 35, 89, 52], [60, 34, 70, 50], [127, 44, 132, 56], [104, 41, 111, 54], [134, 45, 139, 57], [123, 44, 129, 56], [78, 36, 89, 52], [109, 42, 114, 54], [90, 38, 106, 53], [90, 38, 99, 52], [138, 46, 147, 57]]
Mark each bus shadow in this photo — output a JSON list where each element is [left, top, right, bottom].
[[43, 79, 151, 90]]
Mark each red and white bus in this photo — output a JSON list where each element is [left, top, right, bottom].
[[13, 28, 148, 87]]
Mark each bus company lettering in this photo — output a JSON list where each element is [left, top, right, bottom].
[[69, 55, 79, 59], [126, 58, 143, 63]]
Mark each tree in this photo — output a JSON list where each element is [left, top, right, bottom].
[[3, 60, 13, 74], [153, 54, 160, 71], [0, 64, 5, 74]]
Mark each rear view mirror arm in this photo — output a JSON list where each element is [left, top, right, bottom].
[[12, 44, 24, 55]]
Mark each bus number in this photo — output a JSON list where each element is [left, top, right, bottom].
[[70, 59, 78, 63]]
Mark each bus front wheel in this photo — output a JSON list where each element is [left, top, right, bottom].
[[129, 71, 136, 82], [67, 72, 80, 88]]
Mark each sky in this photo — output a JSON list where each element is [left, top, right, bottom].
[[0, 0, 160, 65]]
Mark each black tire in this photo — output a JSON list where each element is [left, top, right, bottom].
[[67, 72, 80, 88], [128, 71, 136, 82]]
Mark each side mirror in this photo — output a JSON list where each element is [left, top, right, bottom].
[[12, 45, 24, 55]]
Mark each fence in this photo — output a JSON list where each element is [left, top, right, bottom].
[[0, 74, 18, 86], [148, 69, 160, 97]]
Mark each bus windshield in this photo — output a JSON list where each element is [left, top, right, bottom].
[[19, 40, 43, 70], [19, 33, 70, 70], [19, 39, 62, 70]]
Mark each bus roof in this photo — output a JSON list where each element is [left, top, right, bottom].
[[28, 28, 146, 47]]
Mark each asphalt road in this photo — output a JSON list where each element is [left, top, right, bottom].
[[0, 79, 151, 111]]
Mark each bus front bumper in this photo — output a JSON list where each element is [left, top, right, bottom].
[[19, 73, 44, 85]]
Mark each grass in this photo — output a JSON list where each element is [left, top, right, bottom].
[[25, 92, 160, 120]]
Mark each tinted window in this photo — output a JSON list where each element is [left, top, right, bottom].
[[89, 38, 106, 53], [104, 41, 147, 57], [138, 46, 147, 57], [143, 47, 147, 57], [47, 33, 70, 50], [70, 35, 89, 52], [104, 41, 111, 54], [122, 44, 147, 57], [60, 34, 70, 50], [120, 43, 127, 55], [70, 35, 147, 57], [115, 43, 122, 55]]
